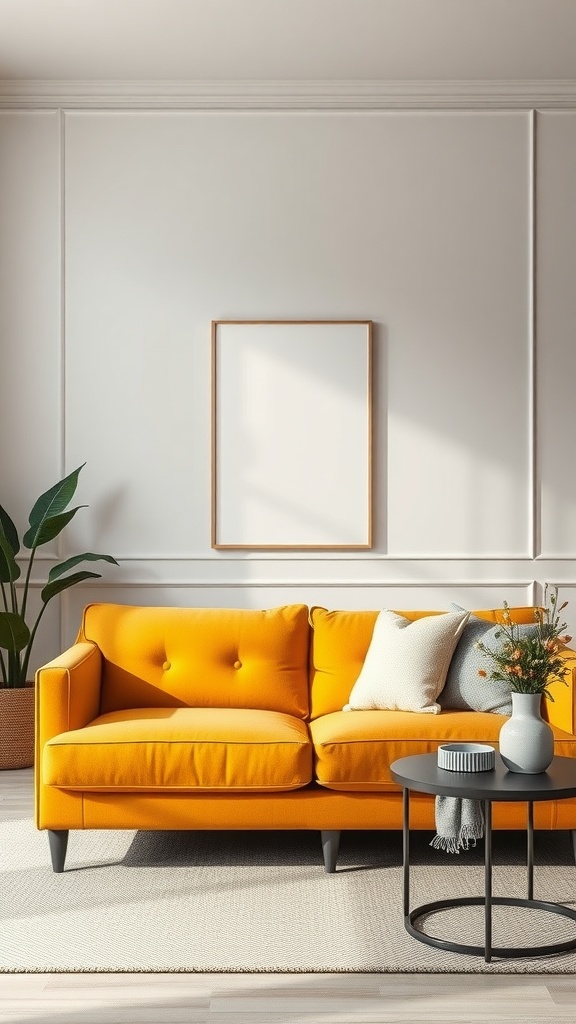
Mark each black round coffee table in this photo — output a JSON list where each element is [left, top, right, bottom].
[[390, 752, 576, 963]]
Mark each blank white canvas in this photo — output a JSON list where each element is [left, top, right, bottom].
[[213, 321, 371, 548]]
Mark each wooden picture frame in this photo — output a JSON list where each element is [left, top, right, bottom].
[[211, 319, 373, 550]]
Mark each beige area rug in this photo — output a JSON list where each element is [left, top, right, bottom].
[[2, 819, 576, 973]]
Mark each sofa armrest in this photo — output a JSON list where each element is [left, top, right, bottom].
[[35, 642, 102, 751], [34, 642, 102, 830], [543, 646, 576, 735]]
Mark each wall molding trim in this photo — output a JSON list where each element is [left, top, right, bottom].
[[536, 553, 576, 561], [1, 79, 576, 111], [29, 552, 543, 562], [63, 579, 535, 590], [22, 553, 575, 564], [529, 109, 538, 559]]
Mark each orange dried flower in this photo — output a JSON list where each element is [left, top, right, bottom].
[[477, 586, 575, 698]]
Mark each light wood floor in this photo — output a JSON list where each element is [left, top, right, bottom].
[[2, 769, 576, 1023]]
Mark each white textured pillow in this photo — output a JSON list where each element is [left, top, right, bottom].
[[343, 610, 470, 715]]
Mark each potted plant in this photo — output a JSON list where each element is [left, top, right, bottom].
[[0, 464, 118, 768]]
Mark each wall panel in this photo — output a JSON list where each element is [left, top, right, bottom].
[[0, 111, 61, 526], [536, 112, 576, 558], [64, 110, 530, 560]]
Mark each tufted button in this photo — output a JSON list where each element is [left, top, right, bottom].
[[162, 661, 171, 671], [233, 660, 242, 670]]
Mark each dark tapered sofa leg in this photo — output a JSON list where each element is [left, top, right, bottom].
[[321, 830, 341, 873], [571, 830, 576, 866], [48, 829, 69, 873]]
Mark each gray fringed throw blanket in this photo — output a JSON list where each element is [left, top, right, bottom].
[[430, 796, 484, 853]]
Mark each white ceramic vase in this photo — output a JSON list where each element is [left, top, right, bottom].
[[498, 691, 554, 774]]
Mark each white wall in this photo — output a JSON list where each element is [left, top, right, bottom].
[[1, 105, 576, 669]]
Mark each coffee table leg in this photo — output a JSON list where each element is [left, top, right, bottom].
[[403, 786, 410, 918], [527, 801, 534, 900], [484, 799, 492, 963]]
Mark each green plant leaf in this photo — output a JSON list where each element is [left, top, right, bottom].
[[25, 464, 86, 546], [23, 506, 86, 550], [48, 552, 119, 583], [0, 612, 30, 653], [0, 535, 21, 584], [41, 570, 101, 604], [0, 506, 19, 555]]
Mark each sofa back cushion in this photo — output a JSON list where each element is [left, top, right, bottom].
[[80, 603, 311, 718], [308, 606, 538, 720]]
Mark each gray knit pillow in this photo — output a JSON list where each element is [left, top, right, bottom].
[[439, 604, 538, 714]]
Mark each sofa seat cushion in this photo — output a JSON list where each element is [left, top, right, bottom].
[[310, 710, 576, 792], [43, 707, 313, 792]]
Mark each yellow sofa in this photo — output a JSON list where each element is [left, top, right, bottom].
[[35, 602, 576, 872]]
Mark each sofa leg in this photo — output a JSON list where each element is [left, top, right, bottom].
[[48, 829, 69, 873], [321, 830, 341, 873], [571, 831, 576, 866]]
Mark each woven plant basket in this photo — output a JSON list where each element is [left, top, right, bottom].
[[0, 684, 35, 769]]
